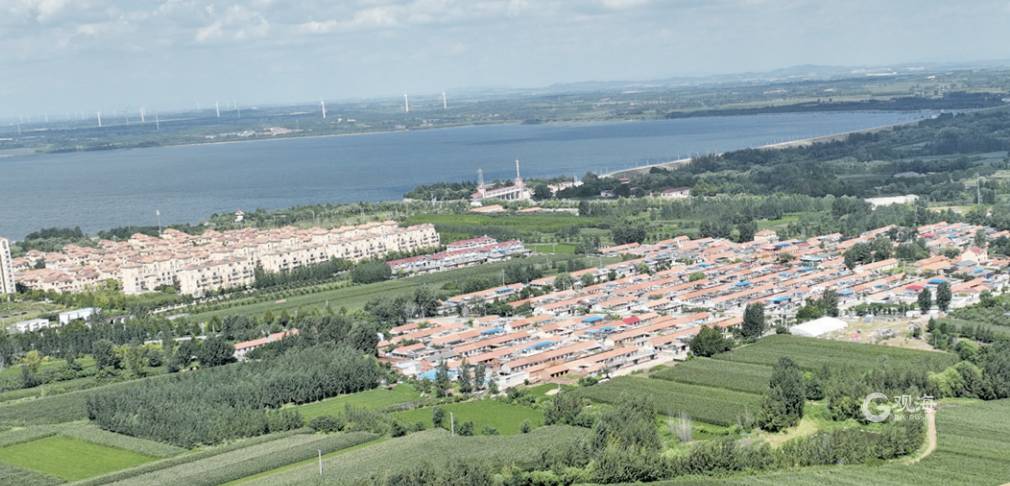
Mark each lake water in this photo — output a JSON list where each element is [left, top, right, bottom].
[[0, 111, 934, 240]]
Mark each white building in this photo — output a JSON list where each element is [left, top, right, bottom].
[[0, 237, 15, 295], [8, 318, 50, 334], [59, 307, 101, 325]]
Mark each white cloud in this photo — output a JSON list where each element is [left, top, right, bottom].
[[193, 5, 269, 43]]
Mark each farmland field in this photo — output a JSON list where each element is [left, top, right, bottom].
[[297, 384, 421, 419], [0, 461, 62, 486], [604, 399, 1010, 486], [0, 436, 156, 481], [713, 334, 958, 372], [575, 376, 761, 427], [238, 426, 590, 486], [95, 431, 377, 486], [391, 399, 544, 435], [651, 358, 772, 395]]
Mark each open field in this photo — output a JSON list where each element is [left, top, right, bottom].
[[605, 399, 1010, 486], [0, 436, 156, 481], [187, 255, 561, 322], [89, 432, 377, 486], [296, 384, 421, 419], [575, 376, 761, 427], [529, 243, 577, 254], [713, 334, 958, 372], [391, 399, 544, 435], [651, 358, 772, 395], [237, 426, 590, 486]]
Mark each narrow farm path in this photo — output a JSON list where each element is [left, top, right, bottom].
[[910, 408, 937, 464]]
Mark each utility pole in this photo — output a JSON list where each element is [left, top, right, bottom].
[[318, 449, 323, 475], [450, 412, 455, 436]]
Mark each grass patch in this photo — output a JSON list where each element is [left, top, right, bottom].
[[575, 376, 761, 427], [0, 461, 63, 486], [528, 243, 577, 254], [391, 400, 544, 435], [713, 334, 957, 373], [527, 382, 577, 399], [0, 436, 156, 481], [219, 437, 388, 485], [297, 384, 422, 420], [89, 432, 377, 486], [187, 254, 560, 322], [604, 399, 1010, 486], [238, 426, 589, 486], [651, 358, 772, 395]]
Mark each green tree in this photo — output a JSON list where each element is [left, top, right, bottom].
[[124, 344, 147, 377], [818, 289, 840, 317], [918, 287, 932, 314], [936, 281, 952, 312], [742, 303, 766, 340], [457, 360, 473, 394], [580, 272, 596, 288], [431, 406, 446, 429], [198, 335, 235, 368], [350, 261, 392, 284], [687, 325, 733, 357], [758, 357, 805, 431], [843, 243, 871, 270], [92, 339, 120, 371], [553, 272, 574, 291], [871, 235, 893, 261], [434, 360, 451, 397]]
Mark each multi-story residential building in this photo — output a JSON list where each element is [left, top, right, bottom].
[[0, 237, 15, 295], [13, 222, 439, 297]]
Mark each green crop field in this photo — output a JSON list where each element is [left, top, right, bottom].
[[651, 358, 772, 395], [575, 376, 761, 427], [0, 436, 156, 481], [187, 254, 560, 322], [297, 384, 422, 419], [604, 399, 1010, 486], [529, 243, 577, 254], [713, 335, 958, 373], [403, 213, 599, 235], [92, 432, 377, 486], [0, 461, 63, 486], [391, 399, 544, 435], [238, 426, 590, 486]]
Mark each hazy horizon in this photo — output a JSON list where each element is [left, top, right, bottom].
[[3, 0, 1010, 116]]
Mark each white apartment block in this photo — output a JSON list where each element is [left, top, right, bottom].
[[15, 222, 439, 297], [0, 237, 15, 295]]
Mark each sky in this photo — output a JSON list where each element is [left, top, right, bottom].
[[3, 0, 1010, 116]]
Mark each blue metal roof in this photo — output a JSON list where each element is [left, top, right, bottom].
[[798, 266, 815, 272], [838, 289, 854, 295], [495, 287, 512, 293], [481, 327, 503, 334], [583, 315, 604, 323], [928, 278, 947, 284], [735, 281, 751, 287], [524, 341, 554, 351], [772, 296, 791, 303], [600, 326, 614, 332], [780, 272, 793, 277]]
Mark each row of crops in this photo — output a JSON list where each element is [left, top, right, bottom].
[[574, 376, 761, 427], [711, 335, 958, 372]]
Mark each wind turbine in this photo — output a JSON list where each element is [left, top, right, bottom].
[[443, 91, 447, 109], [404, 94, 409, 113], [215, 102, 220, 118], [320, 99, 326, 119], [155, 109, 160, 130], [140, 107, 145, 123], [96, 111, 102, 127]]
